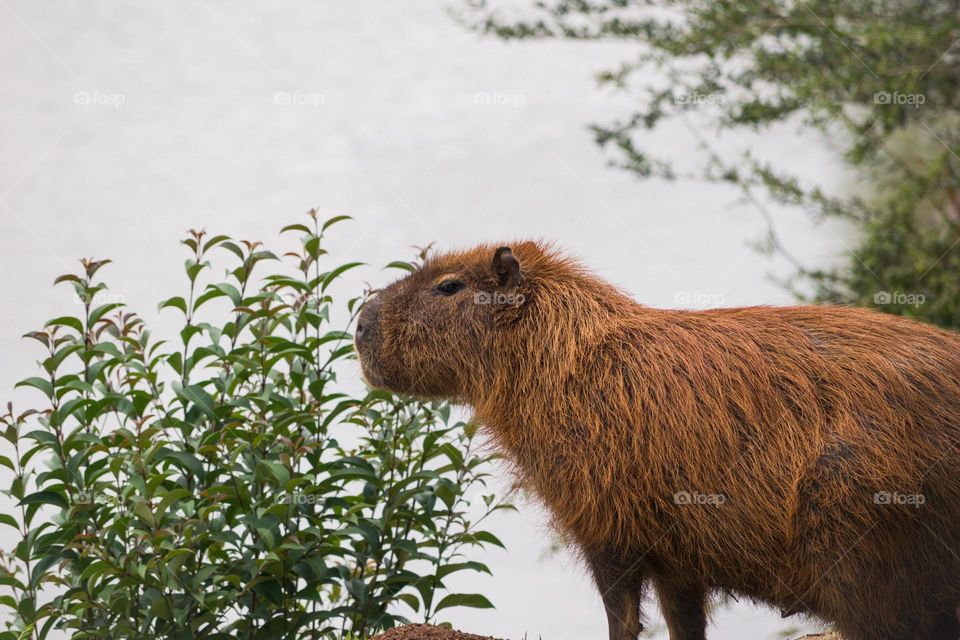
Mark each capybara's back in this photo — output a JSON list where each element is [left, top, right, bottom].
[[355, 241, 960, 640]]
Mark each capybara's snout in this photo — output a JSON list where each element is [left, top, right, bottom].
[[355, 294, 381, 348], [355, 294, 387, 387]]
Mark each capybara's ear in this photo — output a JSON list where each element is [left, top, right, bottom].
[[492, 246, 521, 289]]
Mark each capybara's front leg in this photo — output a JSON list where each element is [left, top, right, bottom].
[[653, 578, 707, 640], [586, 550, 647, 640]]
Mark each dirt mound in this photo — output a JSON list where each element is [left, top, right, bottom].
[[372, 624, 504, 640], [371, 624, 839, 640]]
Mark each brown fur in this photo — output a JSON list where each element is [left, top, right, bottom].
[[355, 241, 960, 640]]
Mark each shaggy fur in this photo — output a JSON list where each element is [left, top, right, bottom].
[[354, 241, 960, 640]]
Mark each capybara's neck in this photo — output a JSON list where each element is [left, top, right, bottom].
[[471, 276, 671, 550], [474, 269, 642, 410], [471, 269, 656, 473]]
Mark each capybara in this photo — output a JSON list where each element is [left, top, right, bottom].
[[354, 241, 960, 640]]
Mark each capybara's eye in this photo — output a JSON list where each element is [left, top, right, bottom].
[[435, 279, 465, 296]]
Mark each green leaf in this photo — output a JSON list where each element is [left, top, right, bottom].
[[397, 592, 420, 612], [15, 377, 53, 399], [156, 488, 191, 518], [258, 460, 291, 486], [321, 262, 364, 291], [31, 553, 62, 589], [251, 578, 284, 606], [162, 451, 206, 480], [384, 261, 417, 273], [159, 296, 188, 314], [218, 241, 246, 261], [211, 283, 242, 306], [133, 501, 156, 529], [19, 491, 68, 510], [44, 316, 84, 333], [434, 593, 494, 612], [89, 302, 123, 325], [193, 287, 226, 310], [466, 530, 506, 549], [202, 234, 231, 252], [85, 259, 112, 278], [435, 561, 491, 580], [53, 273, 83, 286], [149, 595, 172, 621], [321, 215, 352, 232], [280, 223, 313, 235], [177, 383, 217, 421]]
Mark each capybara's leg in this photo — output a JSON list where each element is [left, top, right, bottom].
[[653, 578, 707, 640], [586, 550, 646, 640]]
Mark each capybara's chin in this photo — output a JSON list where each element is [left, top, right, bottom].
[[355, 345, 403, 393], [356, 345, 429, 397], [360, 359, 454, 399], [360, 240, 960, 640], [357, 357, 391, 390]]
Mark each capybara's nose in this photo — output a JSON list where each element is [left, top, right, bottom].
[[356, 297, 381, 345]]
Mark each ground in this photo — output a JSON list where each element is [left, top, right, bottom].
[[371, 624, 840, 639], [372, 624, 505, 640]]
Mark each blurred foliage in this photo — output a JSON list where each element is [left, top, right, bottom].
[[0, 212, 511, 639], [460, 0, 960, 328]]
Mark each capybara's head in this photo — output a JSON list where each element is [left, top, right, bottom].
[[354, 242, 537, 399]]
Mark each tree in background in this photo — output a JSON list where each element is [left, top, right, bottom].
[[461, 0, 960, 328]]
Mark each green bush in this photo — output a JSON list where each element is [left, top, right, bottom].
[[0, 212, 511, 639]]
